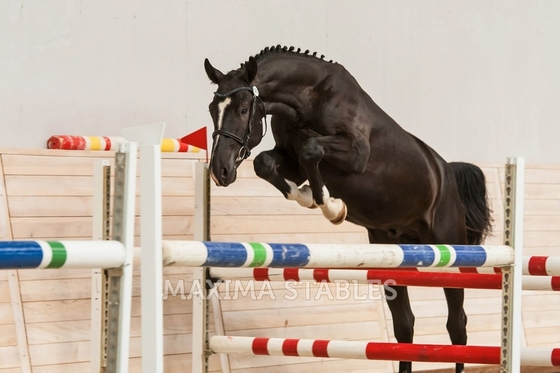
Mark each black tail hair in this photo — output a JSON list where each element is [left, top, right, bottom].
[[450, 162, 493, 245]]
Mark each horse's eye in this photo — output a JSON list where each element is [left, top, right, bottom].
[[241, 108, 248, 115]]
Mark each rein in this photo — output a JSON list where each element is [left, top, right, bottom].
[[213, 86, 267, 162]]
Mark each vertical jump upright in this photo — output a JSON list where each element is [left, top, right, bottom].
[[106, 142, 138, 373], [122, 123, 166, 373], [501, 157, 524, 373], [183, 158, 526, 373]]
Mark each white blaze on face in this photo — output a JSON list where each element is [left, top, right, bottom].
[[211, 97, 232, 184], [217, 97, 232, 132]]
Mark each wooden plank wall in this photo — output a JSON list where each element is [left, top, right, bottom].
[[0, 152, 24, 373], [0, 149, 558, 373], [208, 161, 386, 373], [0, 149, 203, 372]]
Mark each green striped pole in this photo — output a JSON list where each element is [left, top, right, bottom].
[[0, 240, 125, 269]]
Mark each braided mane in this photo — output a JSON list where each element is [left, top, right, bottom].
[[240, 45, 334, 68]]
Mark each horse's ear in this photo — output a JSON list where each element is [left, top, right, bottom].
[[245, 56, 258, 83], [204, 58, 223, 84]]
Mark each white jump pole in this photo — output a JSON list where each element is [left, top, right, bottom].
[[161, 241, 515, 269], [122, 123, 166, 373]]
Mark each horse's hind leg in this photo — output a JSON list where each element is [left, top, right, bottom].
[[253, 148, 315, 208], [431, 195, 469, 373], [369, 229, 415, 373], [385, 285, 415, 373], [444, 288, 467, 373]]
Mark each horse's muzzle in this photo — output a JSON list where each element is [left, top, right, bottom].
[[210, 164, 237, 187]]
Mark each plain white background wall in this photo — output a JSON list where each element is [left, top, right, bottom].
[[1, 0, 559, 163]]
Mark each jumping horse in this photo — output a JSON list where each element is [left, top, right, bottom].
[[204, 45, 492, 373]]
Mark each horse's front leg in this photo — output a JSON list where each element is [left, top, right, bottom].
[[253, 148, 316, 208], [299, 134, 370, 224]]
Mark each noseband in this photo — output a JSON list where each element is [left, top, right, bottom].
[[213, 86, 267, 162]]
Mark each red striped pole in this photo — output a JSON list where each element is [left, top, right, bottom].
[[210, 336, 560, 367], [525, 256, 560, 276], [211, 336, 500, 364], [317, 256, 560, 276], [282, 259, 560, 276], [256, 268, 502, 289], [413, 256, 560, 276], [316, 256, 560, 276], [210, 268, 560, 291]]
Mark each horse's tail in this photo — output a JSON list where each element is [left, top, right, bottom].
[[449, 162, 493, 245]]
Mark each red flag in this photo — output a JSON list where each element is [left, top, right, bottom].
[[181, 127, 207, 150], [181, 127, 208, 162]]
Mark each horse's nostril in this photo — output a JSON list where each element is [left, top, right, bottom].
[[210, 163, 234, 187], [220, 167, 229, 184]]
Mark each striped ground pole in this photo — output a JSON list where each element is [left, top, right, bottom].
[[160, 138, 201, 152], [47, 135, 125, 151], [0, 240, 125, 269], [162, 241, 515, 269], [210, 336, 560, 367], [47, 135, 201, 152], [209, 268, 560, 291]]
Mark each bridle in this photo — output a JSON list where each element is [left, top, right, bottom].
[[213, 85, 267, 162]]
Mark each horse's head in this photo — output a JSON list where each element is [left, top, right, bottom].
[[204, 57, 266, 186]]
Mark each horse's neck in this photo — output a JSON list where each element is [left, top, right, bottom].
[[255, 57, 326, 121]]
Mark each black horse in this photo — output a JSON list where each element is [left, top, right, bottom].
[[204, 45, 492, 373]]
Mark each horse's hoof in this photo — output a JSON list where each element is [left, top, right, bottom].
[[329, 201, 347, 225]]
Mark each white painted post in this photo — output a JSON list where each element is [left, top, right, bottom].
[[139, 142, 164, 373], [122, 123, 166, 373]]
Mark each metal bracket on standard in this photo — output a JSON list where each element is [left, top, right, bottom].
[[105, 144, 137, 373], [500, 157, 524, 373]]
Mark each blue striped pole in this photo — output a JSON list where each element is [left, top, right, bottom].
[[162, 241, 515, 269], [0, 240, 126, 269]]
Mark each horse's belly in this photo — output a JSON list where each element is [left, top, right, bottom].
[[323, 171, 436, 231]]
